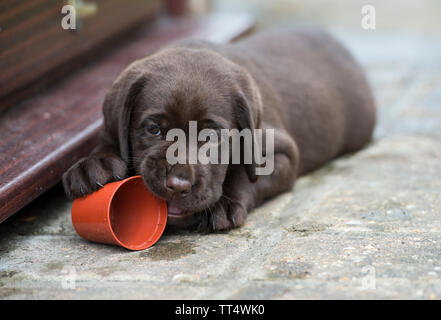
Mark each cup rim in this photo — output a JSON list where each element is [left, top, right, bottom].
[[104, 176, 167, 250]]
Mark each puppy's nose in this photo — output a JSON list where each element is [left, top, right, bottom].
[[166, 176, 192, 196]]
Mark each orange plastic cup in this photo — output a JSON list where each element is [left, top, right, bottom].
[[71, 176, 167, 251]]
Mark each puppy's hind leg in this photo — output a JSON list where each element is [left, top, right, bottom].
[[250, 129, 300, 208]]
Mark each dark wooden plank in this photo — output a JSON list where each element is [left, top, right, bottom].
[[0, 0, 163, 111], [0, 14, 255, 223]]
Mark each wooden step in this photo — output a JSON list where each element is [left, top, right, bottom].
[[0, 14, 255, 223]]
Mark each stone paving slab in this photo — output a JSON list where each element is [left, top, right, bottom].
[[1, 31, 440, 299]]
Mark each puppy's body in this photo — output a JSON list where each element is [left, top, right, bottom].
[[194, 28, 375, 173], [63, 28, 376, 232]]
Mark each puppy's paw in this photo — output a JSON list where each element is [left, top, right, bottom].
[[62, 155, 127, 199], [198, 197, 248, 233]]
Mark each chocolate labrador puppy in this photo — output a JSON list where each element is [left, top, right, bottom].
[[62, 28, 376, 232]]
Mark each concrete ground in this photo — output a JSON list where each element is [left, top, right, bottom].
[[1, 2, 441, 299]]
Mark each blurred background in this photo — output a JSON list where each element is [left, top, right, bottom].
[[210, 0, 441, 34]]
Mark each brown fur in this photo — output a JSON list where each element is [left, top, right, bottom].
[[62, 28, 376, 232]]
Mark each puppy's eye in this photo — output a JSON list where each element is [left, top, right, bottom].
[[147, 125, 161, 136], [208, 130, 217, 139], [206, 129, 224, 145]]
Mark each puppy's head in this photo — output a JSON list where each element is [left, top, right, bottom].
[[102, 46, 262, 228]]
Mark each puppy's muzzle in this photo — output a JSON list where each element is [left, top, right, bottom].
[[166, 176, 191, 197], [165, 163, 195, 199]]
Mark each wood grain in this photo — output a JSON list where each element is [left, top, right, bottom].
[[0, 0, 163, 111]]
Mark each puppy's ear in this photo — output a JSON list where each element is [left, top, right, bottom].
[[233, 71, 263, 183], [234, 94, 257, 182], [102, 70, 147, 164]]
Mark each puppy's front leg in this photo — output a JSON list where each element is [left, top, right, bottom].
[[62, 136, 127, 199], [200, 130, 299, 232]]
